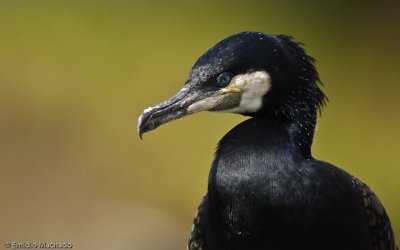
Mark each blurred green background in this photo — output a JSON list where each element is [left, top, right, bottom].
[[0, 1, 399, 249]]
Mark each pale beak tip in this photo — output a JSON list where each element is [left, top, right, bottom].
[[137, 113, 146, 140]]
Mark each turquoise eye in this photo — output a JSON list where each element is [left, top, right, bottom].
[[217, 72, 233, 88]]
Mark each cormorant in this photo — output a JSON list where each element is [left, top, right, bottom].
[[137, 32, 397, 250]]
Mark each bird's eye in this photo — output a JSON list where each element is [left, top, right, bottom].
[[217, 72, 233, 88]]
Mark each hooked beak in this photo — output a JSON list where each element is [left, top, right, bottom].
[[137, 83, 242, 139]]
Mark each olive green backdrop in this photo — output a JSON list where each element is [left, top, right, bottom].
[[0, 1, 399, 249]]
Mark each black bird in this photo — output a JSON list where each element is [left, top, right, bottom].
[[137, 32, 397, 250]]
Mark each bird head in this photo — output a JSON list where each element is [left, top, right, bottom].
[[138, 32, 325, 138]]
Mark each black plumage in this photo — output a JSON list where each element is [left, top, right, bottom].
[[138, 32, 397, 250]]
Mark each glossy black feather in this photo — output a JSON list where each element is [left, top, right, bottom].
[[189, 116, 396, 250], [184, 32, 397, 250]]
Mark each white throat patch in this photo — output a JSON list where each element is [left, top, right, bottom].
[[223, 70, 271, 113]]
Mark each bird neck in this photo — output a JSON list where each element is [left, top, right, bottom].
[[208, 115, 315, 221], [216, 114, 314, 166], [259, 85, 321, 157], [208, 95, 319, 196], [250, 110, 317, 158]]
